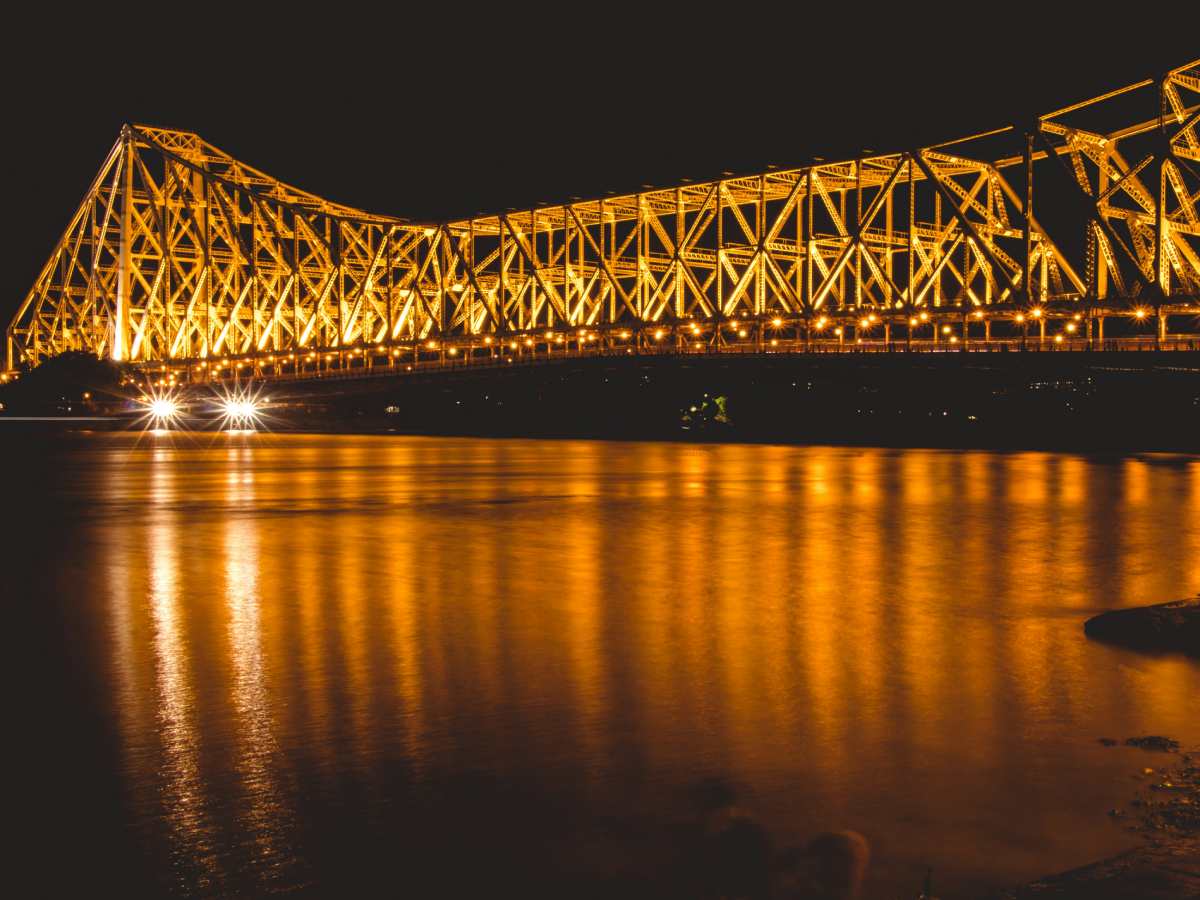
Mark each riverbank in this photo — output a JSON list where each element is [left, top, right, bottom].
[[993, 838, 1200, 899], [278, 352, 1200, 452], [5, 351, 1200, 452], [991, 743, 1200, 899]]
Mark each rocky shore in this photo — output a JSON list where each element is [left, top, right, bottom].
[[991, 742, 1200, 899]]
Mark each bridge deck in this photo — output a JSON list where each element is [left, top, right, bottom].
[[127, 332, 1200, 389]]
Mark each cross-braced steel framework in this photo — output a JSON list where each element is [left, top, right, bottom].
[[7, 59, 1200, 377]]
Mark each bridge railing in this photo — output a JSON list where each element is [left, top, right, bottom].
[[165, 334, 1200, 388]]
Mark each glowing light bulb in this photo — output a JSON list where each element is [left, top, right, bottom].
[[222, 399, 257, 418], [150, 399, 177, 419]]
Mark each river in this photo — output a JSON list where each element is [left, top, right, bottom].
[[6, 433, 1199, 898]]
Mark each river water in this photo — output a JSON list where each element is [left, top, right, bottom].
[[7, 433, 1200, 898]]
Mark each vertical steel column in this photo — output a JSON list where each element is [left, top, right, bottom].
[[1024, 132, 1035, 309], [114, 128, 133, 361]]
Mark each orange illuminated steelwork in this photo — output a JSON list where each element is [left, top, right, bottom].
[[6, 60, 1200, 376]]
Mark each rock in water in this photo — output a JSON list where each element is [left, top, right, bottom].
[[1084, 598, 1200, 656], [1124, 736, 1180, 752]]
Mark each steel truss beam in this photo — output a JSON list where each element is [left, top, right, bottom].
[[7, 60, 1200, 372]]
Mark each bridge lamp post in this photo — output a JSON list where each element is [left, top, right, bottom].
[[858, 318, 871, 345], [769, 316, 784, 349], [1132, 307, 1152, 347], [812, 317, 828, 348]]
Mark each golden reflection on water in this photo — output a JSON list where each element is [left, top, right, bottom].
[[222, 462, 303, 890], [125, 448, 220, 889], [92, 435, 1200, 897]]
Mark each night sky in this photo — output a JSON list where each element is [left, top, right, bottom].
[[3, 11, 1194, 325]]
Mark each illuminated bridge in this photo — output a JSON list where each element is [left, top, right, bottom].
[[7, 59, 1200, 385]]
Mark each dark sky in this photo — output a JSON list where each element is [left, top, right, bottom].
[[3, 10, 1194, 324]]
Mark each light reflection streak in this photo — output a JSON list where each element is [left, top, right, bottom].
[[386, 495, 431, 780], [223, 468, 300, 889], [146, 454, 221, 890]]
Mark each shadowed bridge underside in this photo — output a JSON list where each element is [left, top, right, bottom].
[[7, 59, 1200, 383]]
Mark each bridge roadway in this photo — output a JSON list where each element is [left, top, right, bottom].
[[132, 326, 1200, 390]]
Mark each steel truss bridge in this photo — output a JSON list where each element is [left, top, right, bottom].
[[7, 59, 1200, 383]]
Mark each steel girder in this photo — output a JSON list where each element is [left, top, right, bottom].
[[7, 59, 1199, 371]]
